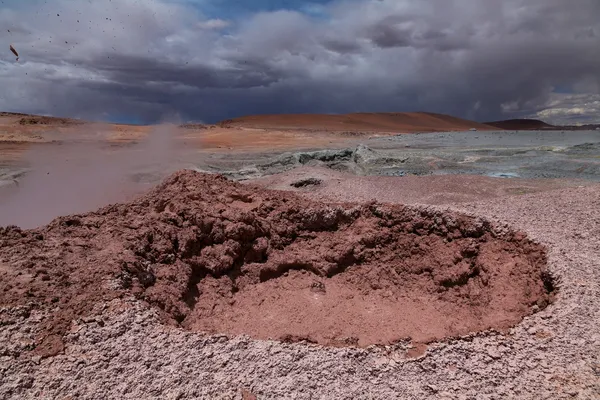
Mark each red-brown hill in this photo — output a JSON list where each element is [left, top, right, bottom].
[[219, 112, 496, 132]]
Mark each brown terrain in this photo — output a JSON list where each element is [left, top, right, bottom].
[[0, 111, 555, 352], [0, 111, 498, 158], [1, 111, 598, 399], [0, 170, 553, 355], [220, 111, 495, 132]]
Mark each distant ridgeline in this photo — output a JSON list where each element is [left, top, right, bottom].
[[486, 119, 600, 131]]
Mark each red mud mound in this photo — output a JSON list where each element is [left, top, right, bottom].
[[220, 112, 495, 132], [0, 170, 553, 354]]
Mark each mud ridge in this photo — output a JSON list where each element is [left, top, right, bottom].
[[0, 170, 553, 355]]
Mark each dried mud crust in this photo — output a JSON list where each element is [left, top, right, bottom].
[[0, 170, 552, 354]]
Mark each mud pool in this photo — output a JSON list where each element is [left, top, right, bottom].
[[196, 130, 600, 181], [2, 129, 600, 191]]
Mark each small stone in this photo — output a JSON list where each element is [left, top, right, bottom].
[[426, 384, 439, 393], [487, 347, 501, 360]]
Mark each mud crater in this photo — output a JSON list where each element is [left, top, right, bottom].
[[0, 170, 553, 353]]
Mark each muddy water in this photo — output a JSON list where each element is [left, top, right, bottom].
[[2, 129, 600, 189]]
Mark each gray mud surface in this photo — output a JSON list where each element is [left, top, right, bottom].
[[4, 130, 600, 189], [187, 130, 600, 182]]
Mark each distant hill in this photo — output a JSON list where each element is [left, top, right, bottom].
[[218, 112, 496, 133], [0, 112, 84, 126], [486, 118, 600, 131], [485, 119, 556, 130]]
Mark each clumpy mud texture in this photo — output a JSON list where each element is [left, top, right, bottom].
[[0, 170, 552, 354]]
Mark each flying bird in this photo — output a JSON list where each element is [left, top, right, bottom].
[[9, 44, 19, 61]]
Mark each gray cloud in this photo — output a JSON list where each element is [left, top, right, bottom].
[[368, 23, 412, 48], [531, 93, 600, 125], [0, 0, 599, 124]]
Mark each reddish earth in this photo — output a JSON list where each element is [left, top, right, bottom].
[[220, 112, 496, 132], [0, 170, 552, 355], [0, 111, 496, 155]]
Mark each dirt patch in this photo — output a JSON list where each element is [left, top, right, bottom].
[[0, 170, 552, 354]]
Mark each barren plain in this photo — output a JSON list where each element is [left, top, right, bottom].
[[0, 112, 599, 399]]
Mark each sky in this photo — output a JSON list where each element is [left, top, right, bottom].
[[0, 0, 599, 125]]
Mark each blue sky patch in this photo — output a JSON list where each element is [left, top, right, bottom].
[[185, 0, 335, 19]]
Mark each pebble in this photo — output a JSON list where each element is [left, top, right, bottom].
[[487, 348, 502, 360], [426, 384, 439, 393], [528, 327, 538, 335]]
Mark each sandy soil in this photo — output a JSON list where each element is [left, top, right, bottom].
[[184, 127, 353, 153]]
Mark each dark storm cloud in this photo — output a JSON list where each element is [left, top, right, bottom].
[[1, 0, 599, 124], [81, 54, 285, 90], [368, 23, 412, 48]]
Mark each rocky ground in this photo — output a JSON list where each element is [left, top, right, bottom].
[[1, 169, 599, 399]]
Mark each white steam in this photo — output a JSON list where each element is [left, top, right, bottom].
[[0, 123, 183, 229]]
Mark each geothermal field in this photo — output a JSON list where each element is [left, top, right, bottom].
[[0, 112, 599, 399]]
